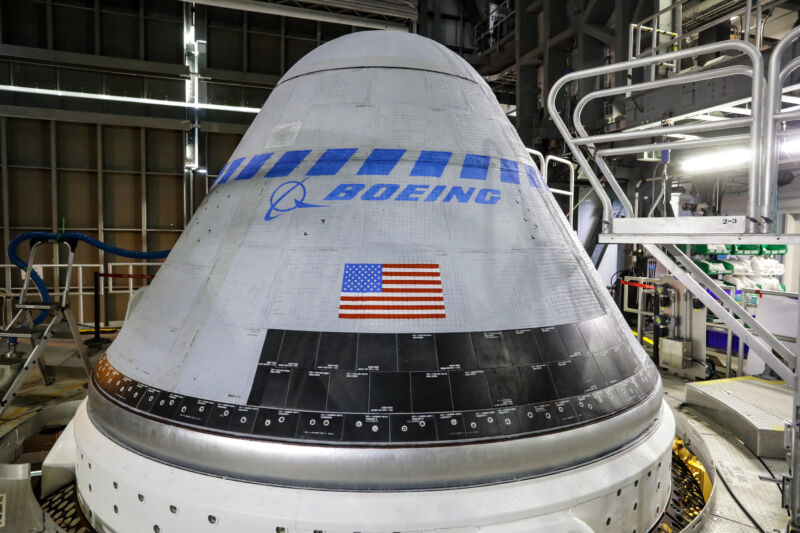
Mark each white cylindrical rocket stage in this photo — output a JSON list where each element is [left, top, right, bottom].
[[75, 31, 673, 532]]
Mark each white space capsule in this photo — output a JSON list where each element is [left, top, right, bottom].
[[68, 31, 674, 533]]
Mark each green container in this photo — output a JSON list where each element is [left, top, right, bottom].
[[761, 244, 788, 255], [733, 244, 761, 255], [693, 259, 733, 275], [692, 244, 732, 255]]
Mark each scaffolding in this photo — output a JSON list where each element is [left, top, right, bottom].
[[548, 25, 800, 530]]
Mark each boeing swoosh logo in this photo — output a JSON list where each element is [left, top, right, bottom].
[[264, 177, 326, 221]]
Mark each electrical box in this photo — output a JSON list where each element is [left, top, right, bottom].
[[660, 338, 692, 369]]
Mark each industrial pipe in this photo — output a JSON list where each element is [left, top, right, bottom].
[[7, 232, 170, 325]]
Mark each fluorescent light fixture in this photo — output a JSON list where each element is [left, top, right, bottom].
[[782, 137, 800, 155], [680, 148, 750, 173], [0, 84, 261, 113]]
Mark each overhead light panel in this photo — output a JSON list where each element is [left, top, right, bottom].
[[680, 148, 750, 173], [782, 137, 800, 155]]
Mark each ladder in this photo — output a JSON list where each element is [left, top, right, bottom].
[[0, 237, 92, 418]]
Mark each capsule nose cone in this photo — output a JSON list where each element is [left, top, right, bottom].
[[89, 29, 662, 488]]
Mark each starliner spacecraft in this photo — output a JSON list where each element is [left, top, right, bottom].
[[50, 30, 674, 533]]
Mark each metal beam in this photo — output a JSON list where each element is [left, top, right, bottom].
[[294, 0, 418, 20], [0, 105, 249, 134], [179, 0, 409, 31], [1, 118, 10, 301], [0, 44, 187, 77], [582, 24, 615, 46]]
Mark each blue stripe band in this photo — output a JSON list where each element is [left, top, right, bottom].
[[499, 159, 520, 184], [307, 148, 358, 176], [266, 150, 312, 178], [211, 162, 229, 187], [357, 149, 406, 175], [217, 157, 245, 185], [460, 154, 490, 180], [235, 153, 273, 181], [410, 151, 452, 177]]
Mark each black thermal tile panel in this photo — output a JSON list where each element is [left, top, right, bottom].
[[357, 333, 398, 371], [486, 367, 524, 407], [558, 322, 590, 357], [554, 399, 579, 425], [252, 409, 299, 438], [390, 414, 437, 442], [285, 370, 330, 411], [228, 406, 259, 434], [594, 346, 637, 385], [247, 365, 271, 406], [150, 392, 183, 419], [175, 397, 214, 426], [519, 364, 558, 403], [258, 329, 284, 364], [435, 333, 477, 370], [504, 328, 543, 365], [369, 372, 411, 413], [593, 315, 622, 348], [435, 413, 466, 440], [518, 402, 560, 432], [326, 371, 369, 413], [449, 370, 492, 411], [548, 356, 605, 397], [577, 319, 606, 353], [136, 388, 160, 412], [297, 412, 344, 441], [398, 333, 438, 371], [257, 368, 292, 408], [471, 331, 512, 368], [410, 372, 453, 412], [573, 394, 602, 421], [342, 414, 391, 442], [206, 403, 236, 431], [533, 326, 568, 362], [497, 407, 523, 435], [277, 330, 320, 369], [463, 410, 502, 438], [316, 332, 358, 370]]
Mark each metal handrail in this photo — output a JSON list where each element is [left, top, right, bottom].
[[526, 148, 545, 176], [573, 66, 755, 144], [544, 155, 575, 226], [106, 262, 161, 294], [763, 25, 800, 234], [0, 261, 162, 325], [547, 40, 764, 232], [527, 149, 575, 226], [572, 116, 752, 146]]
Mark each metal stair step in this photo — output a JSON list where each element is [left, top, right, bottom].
[[0, 328, 47, 339]]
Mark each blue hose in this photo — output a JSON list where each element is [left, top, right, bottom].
[[8, 231, 171, 325]]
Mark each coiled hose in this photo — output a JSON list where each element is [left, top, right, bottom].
[[8, 231, 170, 325]]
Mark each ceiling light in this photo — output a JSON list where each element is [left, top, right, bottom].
[[680, 148, 750, 173], [0, 84, 260, 113], [782, 137, 800, 155]]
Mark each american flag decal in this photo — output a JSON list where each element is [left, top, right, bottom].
[[339, 263, 445, 319]]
